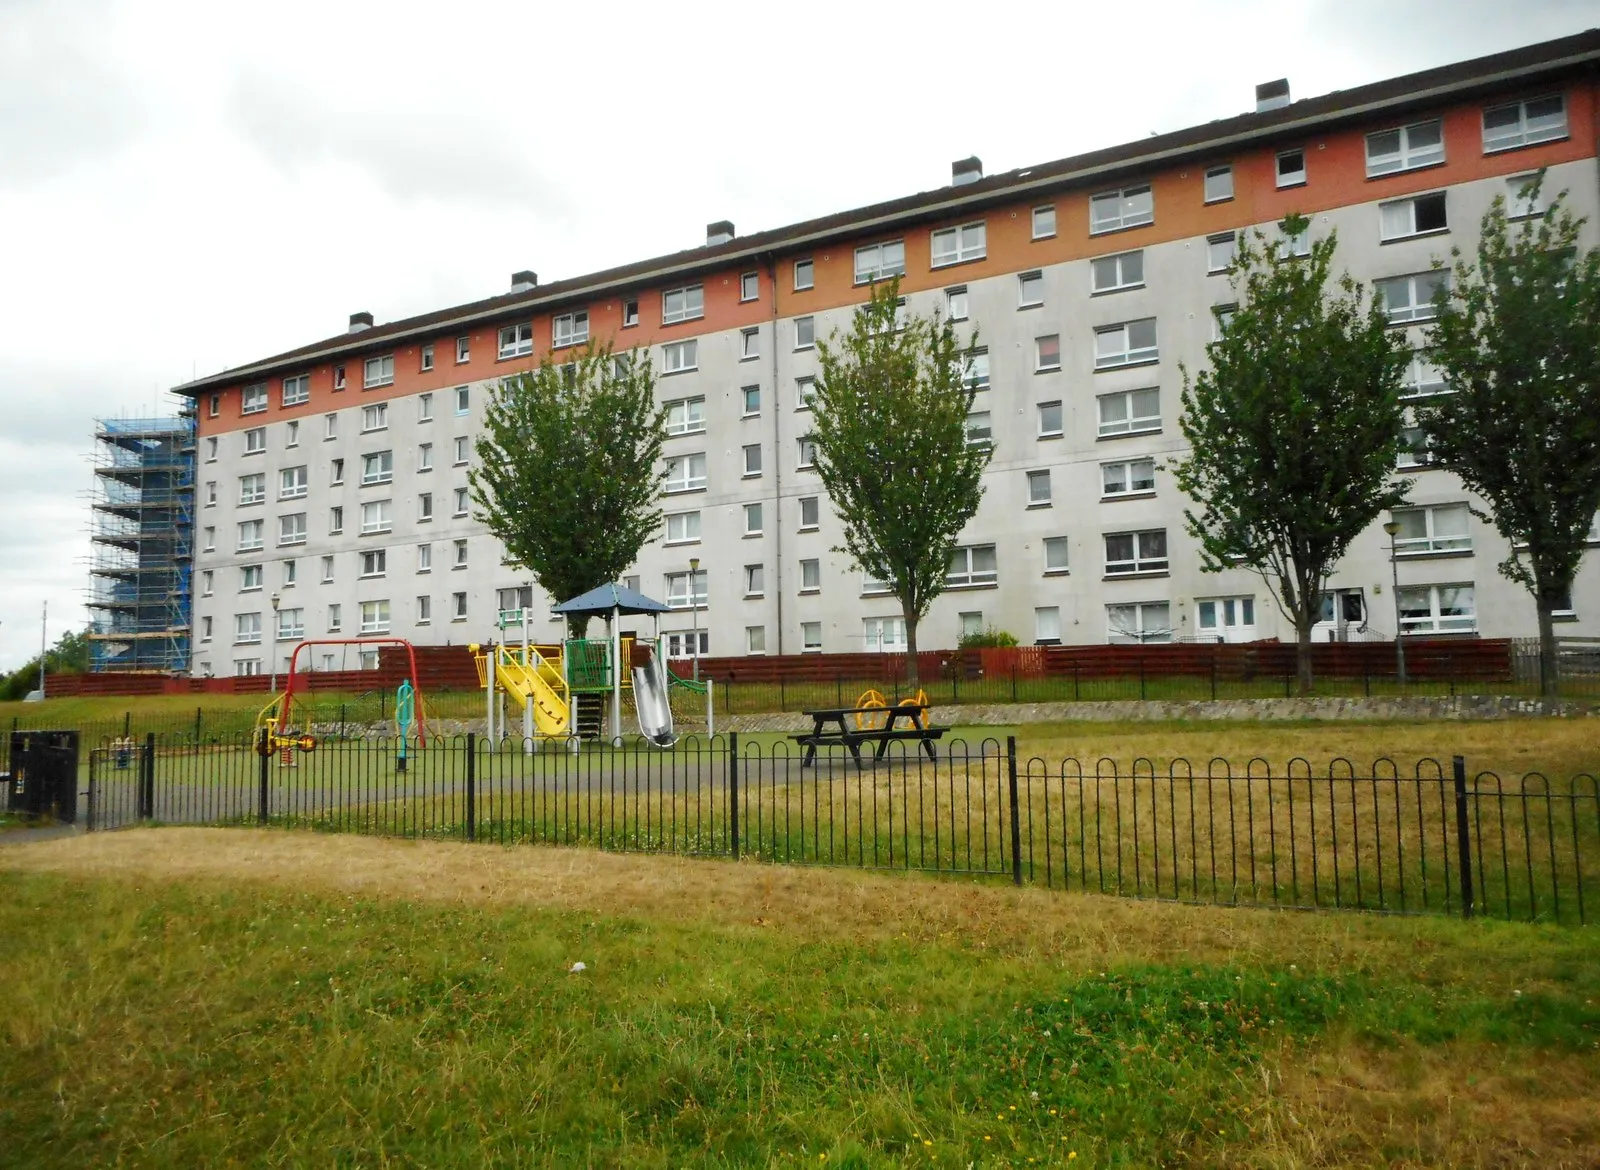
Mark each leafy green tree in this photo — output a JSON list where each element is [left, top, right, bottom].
[[1171, 214, 1411, 694], [0, 625, 91, 701], [469, 343, 666, 637], [812, 278, 989, 680], [1416, 174, 1600, 696]]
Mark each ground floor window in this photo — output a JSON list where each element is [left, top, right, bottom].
[[664, 630, 709, 658], [1107, 601, 1172, 644], [1196, 596, 1256, 642], [863, 616, 907, 652], [1398, 583, 1475, 634]]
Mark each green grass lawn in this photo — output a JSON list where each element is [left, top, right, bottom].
[[2, 829, 1598, 1167]]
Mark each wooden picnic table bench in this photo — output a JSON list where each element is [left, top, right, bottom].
[[790, 703, 945, 768]]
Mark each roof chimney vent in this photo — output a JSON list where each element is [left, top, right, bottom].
[[1255, 78, 1290, 113], [348, 311, 373, 333], [952, 156, 983, 186], [706, 220, 735, 246], [510, 270, 538, 293]]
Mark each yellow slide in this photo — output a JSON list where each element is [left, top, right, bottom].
[[472, 644, 571, 737]]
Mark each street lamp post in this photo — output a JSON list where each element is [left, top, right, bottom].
[[1382, 520, 1407, 687], [688, 556, 702, 682], [269, 592, 282, 694]]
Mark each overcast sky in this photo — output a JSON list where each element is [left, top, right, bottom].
[[0, 0, 1593, 672]]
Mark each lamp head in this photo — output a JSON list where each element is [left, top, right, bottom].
[[1382, 520, 1401, 537], [270, 591, 281, 611], [689, 557, 701, 573]]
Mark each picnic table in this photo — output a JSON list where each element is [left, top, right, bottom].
[[791, 702, 945, 769]]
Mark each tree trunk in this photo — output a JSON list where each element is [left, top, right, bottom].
[[1295, 613, 1316, 697], [1536, 597, 1559, 699], [904, 606, 921, 685]]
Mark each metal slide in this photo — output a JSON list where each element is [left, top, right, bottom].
[[632, 651, 677, 747], [488, 645, 571, 737]]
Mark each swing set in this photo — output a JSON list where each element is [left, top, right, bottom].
[[254, 638, 430, 759]]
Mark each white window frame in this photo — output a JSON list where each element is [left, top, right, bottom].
[[662, 339, 698, 374], [1392, 503, 1473, 556], [1380, 192, 1448, 242], [799, 558, 821, 593], [420, 343, 434, 372], [1482, 94, 1567, 154], [1026, 469, 1052, 507], [1196, 596, 1257, 643], [664, 570, 708, 610], [799, 495, 820, 529], [1506, 174, 1546, 220], [241, 383, 268, 415], [1378, 272, 1449, 325], [1035, 335, 1062, 373], [1104, 529, 1169, 575], [665, 510, 702, 545], [801, 622, 822, 653], [854, 239, 906, 284], [1398, 583, 1477, 634], [361, 450, 393, 486], [741, 328, 760, 360], [363, 355, 395, 388], [1037, 400, 1063, 438], [552, 311, 589, 349], [361, 402, 388, 433], [739, 271, 759, 302], [1043, 537, 1070, 576], [743, 502, 763, 536], [965, 410, 992, 447], [1031, 205, 1056, 240], [946, 286, 969, 321], [237, 519, 264, 552], [1276, 149, 1306, 188], [1018, 270, 1044, 308], [359, 600, 391, 635], [238, 473, 265, 505], [452, 487, 469, 518], [742, 444, 762, 478], [497, 324, 533, 360], [281, 374, 309, 407], [1034, 606, 1061, 645], [1206, 233, 1236, 274], [666, 396, 706, 435], [745, 625, 766, 654], [1203, 165, 1233, 203], [1091, 250, 1144, 293], [862, 616, 907, 652], [360, 499, 392, 535], [664, 452, 708, 494], [661, 284, 705, 325], [1106, 601, 1173, 644], [794, 316, 815, 350], [234, 613, 262, 644], [455, 336, 470, 363], [1094, 319, 1158, 369], [1101, 458, 1156, 498], [277, 512, 307, 547], [1089, 185, 1153, 235], [743, 564, 764, 597], [930, 222, 986, 268], [793, 259, 814, 291], [946, 544, 998, 588], [741, 385, 760, 416], [1365, 119, 1445, 177], [244, 428, 266, 454], [796, 437, 816, 470], [359, 549, 387, 579]]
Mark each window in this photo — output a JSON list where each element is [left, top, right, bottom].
[[1380, 193, 1448, 241], [328, 604, 342, 632], [1034, 607, 1061, 645], [452, 435, 469, 465], [1089, 185, 1153, 234], [794, 316, 815, 349], [1507, 174, 1545, 219], [745, 625, 766, 654], [235, 613, 262, 644], [416, 393, 433, 423], [1482, 95, 1566, 153], [361, 451, 393, 485], [237, 519, 264, 551], [739, 272, 758, 302], [854, 239, 905, 284], [329, 506, 343, 535], [799, 495, 820, 529], [201, 569, 216, 596], [801, 622, 822, 653], [415, 544, 431, 573], [664, 452, 708, 493], [1018, 271, 1044, 308], [662, 339, 698, 373], [1026, 469, 1052, 507], [861, 570, 892, 596], [796, 376, 817, 408], [200, 615, 213, 641], [1206, 233, 1236, 274], [274, 607, 304, 641], [793, 259, 814, 290], [1393, 503, 1472, 555], [285, 421, 299, 447], [1104, 529, 1168, 575], [1399, 583, 1476, 634], [665, 510, 701, 544], [1401, 351, 1448, 399], [450, 593, 467, 621], [741, 328, 760, 361], [271, 466, 305, 500], [240, 564, 263, 591], [233, 658, 262, 676], [742, 444, 762, 477], [244, 427, 266, 454], [1378, 272, 1448, 324], [966, 410, 992, 447], [796, 437, 816, 470], [1038, 401, 1063, 438], [863, 616, 907, 652], [452, 539, 468, 568], [946, 286, 968, 321], [455, 386, 469, 415], [799, 558, 821, 593], [1031, 205, 1056, 239], [498, 323, 533, 359], [208, 393, 220, 418], [362, 402, 388, 432], [420, 343, 434, 372], [360, 500, 392, 535], [1196, 596, 1257, 643], [661, 285, 704, 325], [204, 481, 217, 507], [277, 513, 307, 546], [1276, 149, 1306, 188], [363, 355, 395, 388], [497, 586, 533, 616], [1102, 458, 1156, 498], [1203, 165, 1233, 203], [743, 502, 763, 535], [418, 491, 434, 521], [931, 222, 986, 268], [962, 350, 990, 391], [321, 556, 334, 583], [552, 311, 589, 348], [330, 458, 345, 485], [665, 570, 708, 609], [1043, 537, 1070, 575], [324, 414, 337, 440], [452, 487, 469, 517], [416, 595, 431, 624], [241, 383, 268, 414], [663, 630, 709, 659], [281, 375, 309, 407], [282, 558, 297, 587], [238, 473, 266, 505], [456, 336, 470, 363], [360, 600, 391, 635], [1107, 601, 1172, 644], [957, 612, 982, 640], [1397, 413, 1438, 470], [1212, 304, 1238, 342], [744, 564, 764, 596], [614, 299, 636, 328], [204, 437, 217, 462], [1036, 335, 1061, 372], [333, 366, 347, 391], [666, 397, 706, 435], [1094, 319, 1158, 369], [418, 442, 433, 472], [1366, 120, 1445, 176], [947, 545, 998, 588], [202, 527, 215, 552], [742, 385, 761, 416], [1091, 250, 1144, 293]]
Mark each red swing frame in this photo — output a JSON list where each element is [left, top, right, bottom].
[[275, 638, 429, 746]]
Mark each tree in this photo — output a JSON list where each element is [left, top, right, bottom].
[[811, 278, 989, 681], [469, 343, 666, 637], [1171, 214, 1411, 694], [1416, 174, 1600, 696], [0, 625, 91, 701]]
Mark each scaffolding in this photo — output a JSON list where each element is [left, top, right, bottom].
[[87, 412, 196, 673]]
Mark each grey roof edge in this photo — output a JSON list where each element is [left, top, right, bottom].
[[173, 29, 1600, 397], [551, 582, 672, 616]]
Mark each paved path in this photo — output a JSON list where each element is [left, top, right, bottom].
[[0, 822, 82, 847]]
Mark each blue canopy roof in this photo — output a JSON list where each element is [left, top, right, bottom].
[[551, 582, 671, 618]]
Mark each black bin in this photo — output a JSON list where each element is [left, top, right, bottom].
[[5, 730, 80, 824]]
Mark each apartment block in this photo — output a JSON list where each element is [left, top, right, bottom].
[[175, 32, 1600, 677]]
